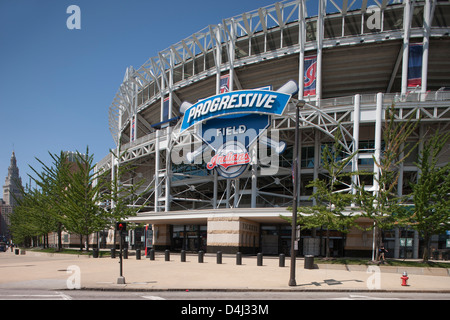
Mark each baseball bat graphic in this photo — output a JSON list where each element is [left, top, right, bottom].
[[260, 135, 286, 154], [276, 80, 298, 96], [180, 101, 193, 115], [186, 143, 209, 163]]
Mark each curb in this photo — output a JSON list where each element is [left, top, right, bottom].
[[73, 287, 450, 294]]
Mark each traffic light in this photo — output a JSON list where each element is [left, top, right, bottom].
[[116, 222, 127, 232]]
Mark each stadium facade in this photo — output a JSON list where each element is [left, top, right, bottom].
[[96, 0, 450, 259]]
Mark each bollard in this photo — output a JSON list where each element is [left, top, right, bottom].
[[198, 250, 204, 263], [110, 248, 116, 259], [149, 249, 155, 260], [304, 255, 314, 269], [236, 252, 242, 265], [217, 251, 222, 264], [165, 249, 170, 261], [181, 250, 186, 262], [136, 249, 141, 260], [279, 253, 285, 267], [257, 253, 263, 266]]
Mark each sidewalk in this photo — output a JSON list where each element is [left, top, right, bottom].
[[1, 250, 449, 292]]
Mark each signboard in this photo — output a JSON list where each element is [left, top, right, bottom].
[[180, 90, 291, 133], [179, 81, 297, 179]]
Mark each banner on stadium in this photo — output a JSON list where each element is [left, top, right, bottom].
[[407, 43, 423, 88], [179, 80, 297, 178], [220, 74, 230, 93], [304, 55, 317, 96]]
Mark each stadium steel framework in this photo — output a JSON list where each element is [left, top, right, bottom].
[[97, 0, 450, 257]]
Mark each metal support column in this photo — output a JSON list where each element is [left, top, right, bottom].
[[373, 93, 383, 192], [421, 0, 431, 100], [351, 94, 360, 200], [251, 143, 257, 208], [154, 130, 160, 212], [165, 127, 172, 212], [316, 0, 326, 104], [401, 0, 412, 96], [298, 0, 306, 98]]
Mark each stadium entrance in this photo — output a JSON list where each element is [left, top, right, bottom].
[[172, 225, 207, 252]]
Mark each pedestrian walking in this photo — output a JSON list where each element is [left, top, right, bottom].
[[379, 244, 388, 262]]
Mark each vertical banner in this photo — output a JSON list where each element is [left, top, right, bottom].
[[131, 117, 136, 142], [163, 97, 170, 121], [407, 43, 423, 88], [220, 74, 230, 93], [304, 55, 317, 96]]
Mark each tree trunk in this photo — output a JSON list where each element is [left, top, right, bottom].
[[57, 223, 62, 252], [79, 234, 83, 251], [326, 229, 330, 258], [422, 234, 430, 263]]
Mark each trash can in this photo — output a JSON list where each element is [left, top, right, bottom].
[[14, 248, 19, 255], [110, 248, 116, 259], [304, 255, 314, 269], [136, 249, 141, 260], [92, 249, 99, 258]]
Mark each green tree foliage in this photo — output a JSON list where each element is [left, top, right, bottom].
[[407, 131, 450, 262], [355, 104, 418, 260], [60, 148, 107, 251], [11, 146, 145, 250], [302, 127, 358, 257], [284, 127, 359, 257]]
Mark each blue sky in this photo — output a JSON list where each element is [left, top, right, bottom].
[[0, 0, 281, 187]]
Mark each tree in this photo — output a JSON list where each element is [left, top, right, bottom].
[[98, 145, 146, 248], [355, 104, 419, 260], [28, 151, 72, 251], [407, 130, 450, 262], [10, 187, 55, 247], [284, 127, 358, 257], [302, 127, 358, 257], [11, 152, 71, 248], [61, 147, 107, 251]]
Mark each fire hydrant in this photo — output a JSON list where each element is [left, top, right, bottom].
[[401, 272, 409, 286]]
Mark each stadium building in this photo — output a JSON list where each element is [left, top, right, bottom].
[[96, 0, 450, 259]]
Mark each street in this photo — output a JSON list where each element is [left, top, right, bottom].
[[0, 287, 449, 300]]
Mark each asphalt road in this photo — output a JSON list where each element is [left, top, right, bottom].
[[0, 287, 449, 300]]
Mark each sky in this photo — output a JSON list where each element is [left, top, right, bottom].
[[0, 0, 281, 188]]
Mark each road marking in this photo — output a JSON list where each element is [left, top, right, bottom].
[[331, 294, 400, 300], [55, 291, 73, 300], [0, 292, 73, 300], [142, 295, 166, 300]]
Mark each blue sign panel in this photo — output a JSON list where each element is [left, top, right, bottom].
[[180, 90, 291, 133]]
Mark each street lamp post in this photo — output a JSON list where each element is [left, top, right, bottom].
[[289, 100, 305, 287]]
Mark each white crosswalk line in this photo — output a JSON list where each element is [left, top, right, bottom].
[[142, 295, 166, 300]]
